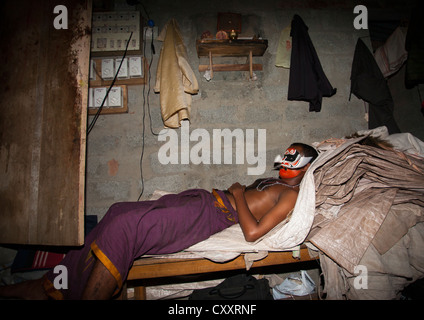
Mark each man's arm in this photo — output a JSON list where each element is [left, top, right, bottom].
[[228, 183, 297, 242]]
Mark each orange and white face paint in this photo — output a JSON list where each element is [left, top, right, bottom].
[[274, 147, 312, 178], [278, 167, 303, 179]]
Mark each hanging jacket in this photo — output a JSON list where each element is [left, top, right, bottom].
[[405, 4, 424, 88], [288, 14, 336, 112], [350, 38, 401, 134], [155, 19, 199, 128]]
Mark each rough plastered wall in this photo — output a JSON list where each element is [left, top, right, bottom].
[[86, 0, 374, 219]]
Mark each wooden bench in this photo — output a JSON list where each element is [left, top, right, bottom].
[[124, 246, 317, 300]]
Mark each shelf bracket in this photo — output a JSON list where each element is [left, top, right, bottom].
[[249, 50, 253, 79], [199, 51, 262, 79], [209, 51, 213, 79]]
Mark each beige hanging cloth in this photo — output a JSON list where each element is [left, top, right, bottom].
[[154, 19, 199, 128], [275, 25, 292, 68]]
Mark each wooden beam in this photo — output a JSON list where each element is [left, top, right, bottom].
[[0, 0, 91, 245], [127, 249, 315, 281], [196, 39, 268, 57]]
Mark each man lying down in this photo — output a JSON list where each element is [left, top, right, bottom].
[[0, 143, 318, 300]]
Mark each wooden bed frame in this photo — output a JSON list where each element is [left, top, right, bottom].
[[123, 246, 318, 300]]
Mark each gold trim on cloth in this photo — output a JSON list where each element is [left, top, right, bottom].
[[212, 189, 237, 223], [43, 275, 64, 300], [91, 241, 123, 294]]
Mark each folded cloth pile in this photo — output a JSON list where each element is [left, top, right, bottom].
[[307, 130, 424, 299]]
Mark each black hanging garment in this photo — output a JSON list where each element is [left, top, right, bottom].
[[405, 4, 424, 88], [350, 38, 401, 134], [288, 14, 337, 112]]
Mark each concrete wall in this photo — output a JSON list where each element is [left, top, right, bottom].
[[85, 0, 416, 220]]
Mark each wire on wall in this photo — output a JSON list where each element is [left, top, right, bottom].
[[121, 1, 162, 201], [87, 32, 133, 135], [137, 18, 163, 201]]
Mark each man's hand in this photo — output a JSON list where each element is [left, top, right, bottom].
[[228, 182, 246, 196]]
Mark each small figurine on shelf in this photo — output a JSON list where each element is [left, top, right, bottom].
[[201, 30, 212, 39], [229, 29, 238, 40]]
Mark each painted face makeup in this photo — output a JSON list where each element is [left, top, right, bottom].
[[278, 167, 302, 179], [274, 147, 312, 179]]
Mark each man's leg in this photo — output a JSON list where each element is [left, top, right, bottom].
[[0, 277, 48, 300], [0, 260, 117, 300], [81, 258, 117, 300]]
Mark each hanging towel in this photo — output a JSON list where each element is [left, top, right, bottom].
[[288, 14, 336, 112], [155, 19, 199, 128], [275, 25, 292, 68]]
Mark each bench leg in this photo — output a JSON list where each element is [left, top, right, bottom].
[[134, 286, 147, 300]]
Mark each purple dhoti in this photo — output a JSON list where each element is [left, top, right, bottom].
[[43, 189, 238, 299]]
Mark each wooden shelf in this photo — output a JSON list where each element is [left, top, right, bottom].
[[196, 39, 268, 79], [196, 39, 268, 57]]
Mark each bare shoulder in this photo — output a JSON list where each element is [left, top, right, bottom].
[[275, 185, 299, 203]]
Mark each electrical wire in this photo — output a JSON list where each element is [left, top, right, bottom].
[[137, 27, 147, 200], [137, 23, 168, 201], [146, 28, 159, 136], [87, 4, 159, 201], [139, 1, 151, 22], [123, 2, 161, 200], [126, 0, 150, 21], [87, 32, 133, 135], [137, 25, 156, 201]]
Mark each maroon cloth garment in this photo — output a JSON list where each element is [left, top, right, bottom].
[[43, 189, 238, 299]]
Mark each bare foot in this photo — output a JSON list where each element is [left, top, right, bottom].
[[0, 278, 48, 300]]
